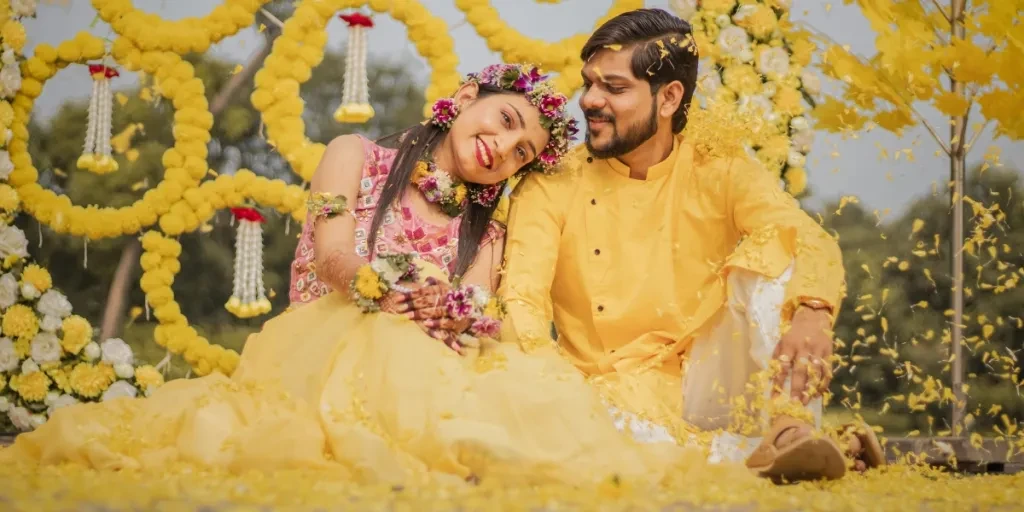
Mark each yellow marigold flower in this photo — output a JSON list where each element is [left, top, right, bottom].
[[354, 266, 384, 300], [11, 371, 50, 402], [3, 304, 40, 341], [14, 337, 29, 358], [412, 161, 430, 181], [784, 167, 808, 196], [0, 183, 19, 211], [3, 254, 20, 269], [0, 21, 27, 52], [134, 365, 165, 392], [0, 100, 13, 128], [788, 36, 815, 67], [21, 264, 53, 293], [773, 86, 805, 117], [69, 362, 116, 399], [700, 0, 737, 15], [61, 315, 93, 355], [47, 367, 72, 394], [454, 185, 467, 205], [483, 297, 502, 319], [0, 373, 6, 393], [722, 65, 761, 96], [735, 4, 778, 40]]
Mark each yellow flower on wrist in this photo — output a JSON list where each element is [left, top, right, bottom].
[[354, 266, 385, 300]]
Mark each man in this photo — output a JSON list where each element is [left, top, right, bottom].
[[500, 8, 883, 482]]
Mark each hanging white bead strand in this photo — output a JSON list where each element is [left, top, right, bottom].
[[334, 12, 375, 124]]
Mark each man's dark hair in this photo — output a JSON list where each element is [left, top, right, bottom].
[[581, 8, 699, 134]]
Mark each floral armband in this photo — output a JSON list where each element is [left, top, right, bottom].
[[307, 192, 353, 224], [444, 284, 506, 347], [351, 253, 420, 312]]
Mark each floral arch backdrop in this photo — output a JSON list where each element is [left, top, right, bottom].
[[0, 0, 817, 430]]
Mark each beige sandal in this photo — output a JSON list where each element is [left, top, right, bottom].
[[836, 422, 887, 470], [745, 417, 847, 483]]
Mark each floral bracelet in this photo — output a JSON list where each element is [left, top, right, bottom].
[[444, 284, 506, 346], [350, 253, 420, 313], [307, 192, 353, 224]]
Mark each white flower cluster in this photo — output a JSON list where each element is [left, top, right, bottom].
[[671, 0, 820, 194]]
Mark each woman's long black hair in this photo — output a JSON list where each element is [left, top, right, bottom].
[[370, 84, 512, 280]]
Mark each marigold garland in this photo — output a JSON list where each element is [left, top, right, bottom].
[[91, 0, 269, 53], [9, 33, 212, 240], [251, 0, 460, 182]]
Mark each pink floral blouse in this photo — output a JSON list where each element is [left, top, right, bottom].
[[289, 135, 504, 306]]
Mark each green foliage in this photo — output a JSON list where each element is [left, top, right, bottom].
[[824, 165, 1024, 435]]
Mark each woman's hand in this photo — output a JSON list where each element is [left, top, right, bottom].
[[377, 278, 470, 353]]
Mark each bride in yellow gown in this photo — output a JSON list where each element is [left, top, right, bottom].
[[1, 64, 718, 488]]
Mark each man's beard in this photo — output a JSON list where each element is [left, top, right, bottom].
[[584, 101, 658, 159]]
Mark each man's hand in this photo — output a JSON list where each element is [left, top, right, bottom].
[[772, 306, 834, 405]]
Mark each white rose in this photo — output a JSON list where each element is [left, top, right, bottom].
[[0, 272, 18, 309], [715, 14, 732, 27], [101, 338, 133, 366], [10, 0, 38, 17], [83, 342, 100, 362], [800, 70, 821, 95], [101, 380, 138, 402], [787, 151, 807, 168], [21, 359, 38, 374], [791, 129, 815, 153], [717, 26, 750, 57], [0, 49, 16, 66], [44, 390, 59, 406], [47, 394, 78, 417], [738, 95, 774, 116], [757, 47, 791, 78], [0, 150, 13, 181], [20, 283, 40, 300], [8, 405, 33, 431], [762, 81, 778, 97], [739, 48, 754, 63], [37, 290, 73, 318], [39, 314, 62, 333], [369, 259, 403, 285], [30, 332, 62, 364], [0, 224, 28, 261], [697, 69, 723, 96], [471, 288, 490, 309], [669, 0, 698, 19], [0, 64, 22, 99], [114, 363, 135, 379], [30, 414, 46, 428], [0, 337, 17, 372], [733, 4, 758, 22], [0, 395, 9, 412], [790, 116, 811, 133]]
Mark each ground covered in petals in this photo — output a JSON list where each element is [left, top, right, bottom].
[[0, 462, 1019, 512]]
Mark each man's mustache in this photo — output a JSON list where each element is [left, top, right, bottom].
[[583, 109, 614, 123]]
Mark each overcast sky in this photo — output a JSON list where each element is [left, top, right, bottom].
[[23, 0, 1024, 217]]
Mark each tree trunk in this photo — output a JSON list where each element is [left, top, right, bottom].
[[948, 0, 967, 436], [97, 41, 274, 341]]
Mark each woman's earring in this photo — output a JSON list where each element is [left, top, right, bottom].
[[430, 97, 460, 130], [470, 182, 504, 207]]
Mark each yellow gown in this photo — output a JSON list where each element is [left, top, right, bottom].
[[1, 263, 707, 487]]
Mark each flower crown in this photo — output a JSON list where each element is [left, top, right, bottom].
[[462, 63, 579, 175]]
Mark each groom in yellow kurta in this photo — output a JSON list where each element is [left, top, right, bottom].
[[500, 9, 875, 481]]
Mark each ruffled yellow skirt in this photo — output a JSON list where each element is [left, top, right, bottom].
[[1, 292, 712, 487]]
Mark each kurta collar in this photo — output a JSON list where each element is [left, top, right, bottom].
[[599, 135, 681, 181]]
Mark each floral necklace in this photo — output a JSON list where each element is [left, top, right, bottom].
[[412, 160, 469, 217]]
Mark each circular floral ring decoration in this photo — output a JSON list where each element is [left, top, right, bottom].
[[8, 33, 212, 240], [141, 171, 306, 377], [454, 0, 642, 95], [676, 0, 818, 197], [251, 0, 460, 181], [91, 0, 268, 54]]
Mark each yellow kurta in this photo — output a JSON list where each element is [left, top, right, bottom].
[[499, 136, 844, 425]]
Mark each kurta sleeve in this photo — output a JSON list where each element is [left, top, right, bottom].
[[498, 171, 568, 350], [725, 156, 845, 322]]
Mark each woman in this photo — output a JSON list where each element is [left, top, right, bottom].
[[1, 64, 717, 487]]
